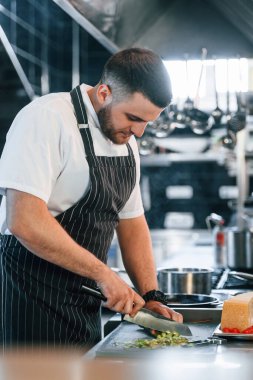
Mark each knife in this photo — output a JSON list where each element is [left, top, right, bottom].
[[123, 308, 192, 336], [81, 284, 192, 336]]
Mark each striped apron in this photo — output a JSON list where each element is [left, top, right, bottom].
[[0, 85, 136, 349]]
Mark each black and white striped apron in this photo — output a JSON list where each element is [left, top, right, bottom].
[[0, 85, 136, 349]]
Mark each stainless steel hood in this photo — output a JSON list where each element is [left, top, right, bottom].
[[53, 0, 253, 58]]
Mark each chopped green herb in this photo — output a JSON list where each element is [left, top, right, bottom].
[[124, 331, 189, 349]]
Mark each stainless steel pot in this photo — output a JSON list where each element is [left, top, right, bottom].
[[226, 228, 253, 269], [157, 268, 213, 295]]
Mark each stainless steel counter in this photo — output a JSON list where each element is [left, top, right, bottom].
[[93, 230, 253, 378], [88, 307, 253, 380]]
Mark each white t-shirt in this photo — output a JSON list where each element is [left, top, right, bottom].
[[0, 84, 144, 234]]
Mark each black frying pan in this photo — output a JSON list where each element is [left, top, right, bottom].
[[165, 293, 220, 308], [81, 285, 220, 308]]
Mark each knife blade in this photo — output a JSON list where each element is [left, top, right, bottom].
[[124, 309, 192, 336], [81, 284, 192, 336]]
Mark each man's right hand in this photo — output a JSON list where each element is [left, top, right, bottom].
[[97, 267, 145, 316]]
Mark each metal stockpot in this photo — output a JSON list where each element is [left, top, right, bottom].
[[157, 268, 213, 295], [226, 227, 253, 269]]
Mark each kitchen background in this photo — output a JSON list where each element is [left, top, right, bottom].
[[2, 0, 253, 270]]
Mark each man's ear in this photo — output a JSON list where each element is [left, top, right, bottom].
[[97, 84, 112, 105]]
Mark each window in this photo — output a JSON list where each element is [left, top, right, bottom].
[[163, 58, 249, 112]]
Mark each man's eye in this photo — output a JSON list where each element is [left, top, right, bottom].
[[128, 116, 140, 122]]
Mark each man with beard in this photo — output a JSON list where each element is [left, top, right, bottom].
[[0, 48, 182, 349]]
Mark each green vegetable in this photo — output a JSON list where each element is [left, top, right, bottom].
[[124, 331, 189, 349]]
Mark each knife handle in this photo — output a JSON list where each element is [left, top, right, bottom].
[[81, 284, 107, 302]]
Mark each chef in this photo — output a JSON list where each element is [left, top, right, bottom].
[[0, 48, 182, 348]]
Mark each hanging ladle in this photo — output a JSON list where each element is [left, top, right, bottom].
[[145, 111, 175, 138], [211, 58, 223, 125], [220, 128, 237, 150], [220, 59, 236, 149], [225, 58, 232, 122], [168, 103, 189, 129], [188, 48, 213, 135], [183, 55, 194, 111], [154, 111, 175, 138], [167, 55, 193, 128], [138, 135, 156, 156], [228, 93, 246, 133], [228, 58, 246, 133], [187, 108, 212, 135]]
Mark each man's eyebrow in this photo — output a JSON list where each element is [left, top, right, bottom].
[[125, 112, 146, 122]]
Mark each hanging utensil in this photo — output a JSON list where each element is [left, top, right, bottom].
[[183, 55, 194, 111], [153, 113, 175, 138], [167, 54, 193, 129], [154, 122, 174, 138], [138, 135, 156, 156], [220, 59, 236, 149], [168, 103, 189, 129], [187, 48, 213, 135], [188, 108, 213, 135], [145, 112, 174, 139], [145, 120, 159, 136], [226, 58, 231, 121], [228, 58, 246, 133], [211, 58, 223, 125], [220, 128, 237, 150], [228, 93, 246, 133], [194, 48, 207, 109]]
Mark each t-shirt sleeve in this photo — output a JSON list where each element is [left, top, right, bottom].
[[118, 138, 144, 219], [0, 102, 63, 202]]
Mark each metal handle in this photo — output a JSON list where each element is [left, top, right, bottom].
[[81, 284, 107, 302], [229, 271, 253, 282], [184, 337, 227, 347]]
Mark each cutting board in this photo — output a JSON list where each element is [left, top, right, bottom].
[[95, 321, 218, 358]]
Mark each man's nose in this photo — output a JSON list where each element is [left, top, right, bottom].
[[130, 123, 147, 138]]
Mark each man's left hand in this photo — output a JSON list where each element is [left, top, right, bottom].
[[144, 300, 183, 323]]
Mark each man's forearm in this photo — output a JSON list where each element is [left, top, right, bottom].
[[117, 215, 184, 323], [116, 215, 158, 295], [6, 189, 108, 282], [6, 189, 146, 316]]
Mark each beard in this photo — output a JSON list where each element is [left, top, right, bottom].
[[97, 104, 115, 142], [97, 105, 131, 145]]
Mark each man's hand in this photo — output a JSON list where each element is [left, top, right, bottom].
[[97, 268, 145, 315], [144, 300, 183, 323]]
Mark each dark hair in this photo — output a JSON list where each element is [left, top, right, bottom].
[[99, 48, 172, 108]]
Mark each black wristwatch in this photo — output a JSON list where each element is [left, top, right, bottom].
[[142, 289, 168, 305]]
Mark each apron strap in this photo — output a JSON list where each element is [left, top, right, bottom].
[[70, 86, 96, 159], [70, 85, 134, 159], [70, 86, 88, 125], [126, 140, 135, 159]]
